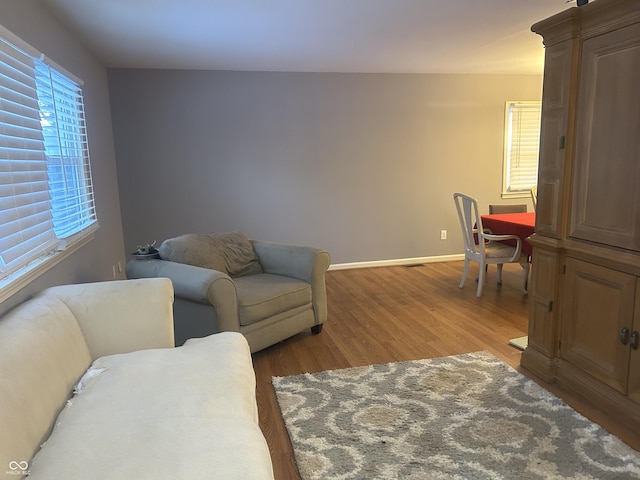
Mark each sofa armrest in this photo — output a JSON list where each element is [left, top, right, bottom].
[[252, 240, 331, 324], [126, 259, 240, 332], [44, 278, 175, 360]]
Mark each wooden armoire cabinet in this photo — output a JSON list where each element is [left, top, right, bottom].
[[521, 0, 640, 429]]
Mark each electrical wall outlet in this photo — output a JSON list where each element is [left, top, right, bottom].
[[440, 229, 447, 240]]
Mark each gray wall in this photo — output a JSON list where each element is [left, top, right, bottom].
[[0, 1, 127, 315], [109, 70, 542, 264]]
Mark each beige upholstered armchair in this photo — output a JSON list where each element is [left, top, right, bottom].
[[126, 232, 330, 353]]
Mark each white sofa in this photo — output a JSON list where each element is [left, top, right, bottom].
[[0, 278, 274, 480]]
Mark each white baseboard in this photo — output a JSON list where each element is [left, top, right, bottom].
[[328, 254, 465, 271]]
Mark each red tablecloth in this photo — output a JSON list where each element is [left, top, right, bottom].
[[481, 212, 536, 256]]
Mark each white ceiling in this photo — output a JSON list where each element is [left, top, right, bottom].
[[41, 0, 576, 74]]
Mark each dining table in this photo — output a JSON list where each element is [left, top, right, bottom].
[[480, 211, 536, 257]]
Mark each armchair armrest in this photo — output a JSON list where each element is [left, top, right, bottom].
[[252, 240, 330, 281], [252, 240, 331, 323], [44, 278, 175, 360], [126, 258, 240, 332]]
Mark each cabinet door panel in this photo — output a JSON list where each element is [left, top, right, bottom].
[[536, 40, 577, 239], [628, 281, 640, 404], [528, 248, 559, 357], [561, 258, 635, 394], [570, 23, 640, 251]]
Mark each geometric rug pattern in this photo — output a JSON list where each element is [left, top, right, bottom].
[[273, 352, 640, 479]]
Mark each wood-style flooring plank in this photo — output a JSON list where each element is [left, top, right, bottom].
[[252, 261, 640, 479]]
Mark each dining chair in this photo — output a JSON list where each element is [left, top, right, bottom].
[[453, 192, 530, 297], [488, 204, 527, 214], [530, 186, 538, 211], [486, 204, 528, 278]]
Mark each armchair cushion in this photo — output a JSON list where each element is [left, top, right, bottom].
[[159, 232, 262, 277], [234, 274, 312, 326]]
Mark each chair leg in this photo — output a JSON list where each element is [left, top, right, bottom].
[[496, 263, 504, 285], [459, 258, 470, 288], [521, 261, 530, 294], [311, 324, 323, 334], [476, 261, 486, 297]]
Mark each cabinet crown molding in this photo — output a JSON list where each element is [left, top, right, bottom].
[[533, 0, 640, 46]]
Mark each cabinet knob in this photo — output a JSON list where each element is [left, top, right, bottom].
[[631, 331, 639, 350], [621, 327, 630, 345]]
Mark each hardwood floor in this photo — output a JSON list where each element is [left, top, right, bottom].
[[252, 261, 640, 479]]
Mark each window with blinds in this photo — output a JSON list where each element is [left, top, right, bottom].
[[0, 28, 97, 292], [502, 101, 541, 197], [34, 61, 97, 244]]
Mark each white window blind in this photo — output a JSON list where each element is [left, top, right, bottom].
[[35, 61, 97, 243], [0, 37, 58, 276], [0, 28, 97, 286], [502, 101, 541, 196]]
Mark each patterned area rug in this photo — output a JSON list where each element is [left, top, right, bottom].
[[272, 352, 640, 479]]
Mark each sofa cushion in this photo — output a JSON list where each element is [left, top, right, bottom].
[[159, 231, 263, 277], [0, 295, 92, 474], [27, 332, 273, 480], [234, 273, 312, 326]]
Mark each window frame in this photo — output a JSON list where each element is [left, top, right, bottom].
[[501, 101, 542, 199]]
